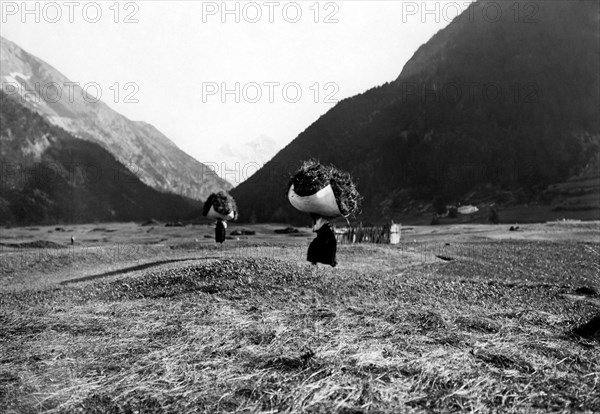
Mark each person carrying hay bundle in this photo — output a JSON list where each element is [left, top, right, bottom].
[[287, 160, 361, 267], [307, 213, 338, 267], [202, 191, 238, 244]]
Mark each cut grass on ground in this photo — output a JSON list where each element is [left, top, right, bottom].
[[1, 239, 599, 413]]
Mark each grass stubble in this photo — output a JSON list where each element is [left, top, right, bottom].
[[0, 240, 599, 413]]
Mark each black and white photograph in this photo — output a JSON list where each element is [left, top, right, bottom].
[[1, 0, 599, 412]]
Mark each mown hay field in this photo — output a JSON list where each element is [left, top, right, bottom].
[[1, 222, 599, 413]]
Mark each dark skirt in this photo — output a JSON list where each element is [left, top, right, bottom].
[[215, 221, 226, 243], [307, 223, 337, 267]]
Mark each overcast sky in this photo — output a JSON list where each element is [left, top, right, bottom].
[[1, 0, 473, 166]]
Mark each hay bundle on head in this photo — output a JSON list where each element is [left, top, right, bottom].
[[288, 160, 361, 217], [202, 191, 238, 221]]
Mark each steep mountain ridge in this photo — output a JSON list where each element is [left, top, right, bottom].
[[0, 36, 230, 201], [232, 0, 600, 223], [0, 91, 199, 225]]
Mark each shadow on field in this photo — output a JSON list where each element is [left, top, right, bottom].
[[573, 316, 600, 342], [60, 257, 218, 285]]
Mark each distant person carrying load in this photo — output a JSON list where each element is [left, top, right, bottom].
[[489, 205, 499, 224], [202, 191, 238, 244], [215, 219, 227, 244], [287, 160, 361, 267]]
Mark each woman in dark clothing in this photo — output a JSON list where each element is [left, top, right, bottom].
[[215, 219, 226, 244], [307, 214, 337, 267]]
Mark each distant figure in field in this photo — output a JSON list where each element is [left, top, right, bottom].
[[202, 191, 237, 244], [307, 214, 337, 267], [70, 236, 75, 245], [215, 219, 226, 244], [489, 206, 499, 224]]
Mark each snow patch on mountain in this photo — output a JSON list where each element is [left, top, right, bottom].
[[215, 134, 279, 186]]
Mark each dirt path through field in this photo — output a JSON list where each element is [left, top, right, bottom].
[[58, 257, 220, 285]]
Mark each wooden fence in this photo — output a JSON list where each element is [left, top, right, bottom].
[[335, 223, 400, 245]]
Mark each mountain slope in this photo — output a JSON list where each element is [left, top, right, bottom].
[[0, 36, 230, 201], [232, 0, 600, 223], [0, 91, 200, 225], [215, 135, 280, 185]]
